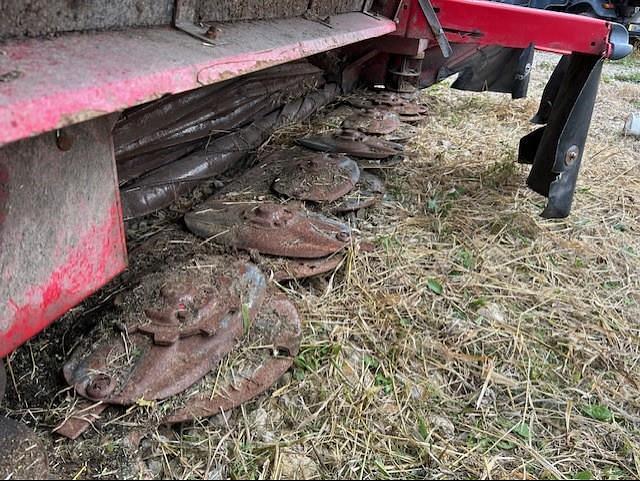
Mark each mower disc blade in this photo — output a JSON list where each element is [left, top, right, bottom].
[[163, 296, 302, 424], [185, 201, 351, 258]]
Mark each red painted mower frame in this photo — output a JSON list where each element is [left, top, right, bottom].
[[0, 0, 627, 357]]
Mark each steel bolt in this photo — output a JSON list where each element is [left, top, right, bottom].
[[205, 26, 219, 39], [564, 145, 579, 166], [56, 130, 73, 151], [336, 231, 350, 242], [86, 373, 114, 399]]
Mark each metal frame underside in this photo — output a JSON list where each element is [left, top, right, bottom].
[[0, 115, 127, 358]]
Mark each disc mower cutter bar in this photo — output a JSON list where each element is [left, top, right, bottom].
[[0, 0, 631, 358]]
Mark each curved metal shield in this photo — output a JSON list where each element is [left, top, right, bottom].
[[342, 108, 401, 135]]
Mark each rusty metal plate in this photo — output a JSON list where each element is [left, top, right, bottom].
[[163, 295, 302, 424], [131, 276, 239, 346], [0, 417, 49, 479], [272, 153, 360, 202], [63, 260, 267, 406], [214, 150, 325, 202], [342, 108, 401, 135], [329, 171, 385, 214], [185, 201, 351, 258], [296, 129, 404, 159], [213, 156, 287, 201], [347, 91, 427, 120], [53, 402, 109, 440], [261, 254, 345, 282], [385, 111, 424, 123]]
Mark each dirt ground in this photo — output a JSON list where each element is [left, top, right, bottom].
[[2, 50, 640, 480]]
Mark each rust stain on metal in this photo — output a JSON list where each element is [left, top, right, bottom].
[[271, 153, 360, 202], [164, 296, 302, 424], [342, 108, 401, 135], [185, 201, 351, 258], [297, 128, 404, 159]]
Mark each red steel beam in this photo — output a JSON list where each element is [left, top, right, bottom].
[[427, 0, 613, 57]]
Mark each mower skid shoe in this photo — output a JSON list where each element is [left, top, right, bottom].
[[518, 54, 603, 219]]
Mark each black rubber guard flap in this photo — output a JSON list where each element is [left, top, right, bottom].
[[530, 54, 571, 125], [517, 53, 603, 219], [449, 44, 535, 99]]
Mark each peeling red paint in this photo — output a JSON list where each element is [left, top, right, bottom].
[[0, 202, 127, 357]]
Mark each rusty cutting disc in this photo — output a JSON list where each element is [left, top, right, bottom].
[[296, 129, 404, 159], [342, 108, 402, 135], [132, 275, 239, 346], [271, 153, 360, 202], [163, 295, 302, 424], [185, 201, 351, 258], [212, 150, 294, 201], [63, 260, 267, 406], [382, 123, 417, 143], [347, 91, 427, 120]]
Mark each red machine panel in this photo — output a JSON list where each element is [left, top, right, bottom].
[[0, 116, 127, 357]]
